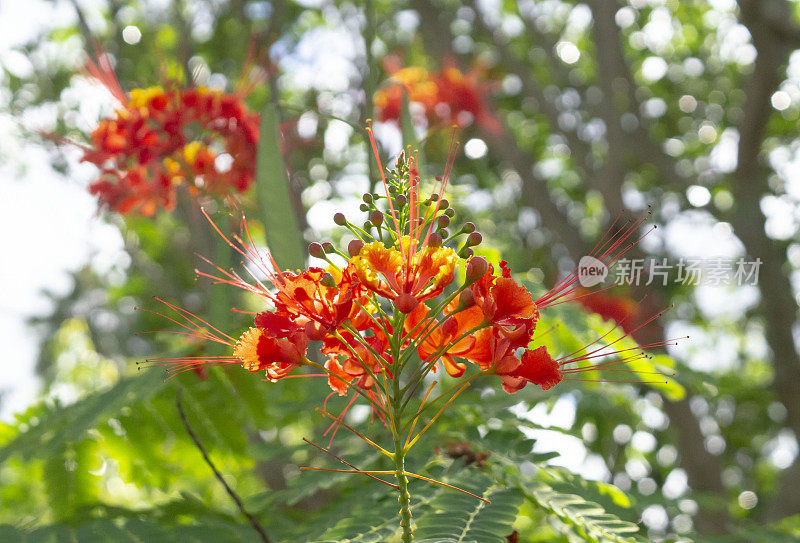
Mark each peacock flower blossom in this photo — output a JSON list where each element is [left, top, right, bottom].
[[434, 60, 503, 134], [374, 56, 501, 133], [75, 55, 261, 216], [469, 260, 539, 342], [139, 119, 678, 539], [403, 300, 484, 377], [84, 84, 259, 216], [499, 303, 684, 394], [501, 346, 562, 392], [462, 327, 522, 379], [234, 312, 309, 380], [350, 239, 459, 313], [322, 324, 393, 394], [373, 66, 439, 122]]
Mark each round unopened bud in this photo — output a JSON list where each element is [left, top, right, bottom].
[[435, 175, 442, 182], [388, 185, 398, 194], [333, 212, 346, 226], [437, 215, 451, 229], [463, 222, 476, 234], [362, 193, 373, 203], [320, 272, 337, 288], [348, 239, 364, 257], [438, 198, 449, 209], [444, 208, 455, 217], [430, 193, 439, 201], [459, 247, 474, 259], [322, 241, 335, 254], [428, 232, 443, 247], [370, 210, 384, 226], [465, 256, 488, 282], [456, 288, 476, 311], [363, 221, 373, 230], [308, 242, 324, 258], [438, 228, 450, 239], [466, 232, 483, 246], [359, 203, 369, 212], [396, 194, 408, 206], [396, 292, 419, 314]]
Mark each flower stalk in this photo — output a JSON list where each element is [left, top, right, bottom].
[[392, 373, 414, 542]]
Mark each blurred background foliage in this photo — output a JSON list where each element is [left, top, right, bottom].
[[2, 0, 800, 541]]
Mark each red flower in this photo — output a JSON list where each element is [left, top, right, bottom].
[[272, 267, 361, 339], [470, 260, 539, 343], [348, 240, 459, 313], [463, 328, 521, 377], [322, 325, 392, 392], [403, 301, 484, 377], [374, 57, 501, 133], [505, 346, 563, 392], [433, 60, 502, 134], [498, 304, 679, 394], [576, 289, 638, 335], [83, 85, 260, 216], [234, 312, 309, 380]]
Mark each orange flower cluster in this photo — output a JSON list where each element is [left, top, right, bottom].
[[146, 127, 667, 408], [374, 60, 501, 133], [84, 86, 259, 215], [140, 123, 676, 538]]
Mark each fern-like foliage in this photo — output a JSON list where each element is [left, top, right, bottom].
[[414, 473, 523, 543], [0, 369, 165, 462], [521, 481, 641, 543], [0, 517, 253, 542]]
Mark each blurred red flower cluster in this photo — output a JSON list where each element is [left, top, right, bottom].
[[84, 86, 259, 216], [374, 59, 501, 133]]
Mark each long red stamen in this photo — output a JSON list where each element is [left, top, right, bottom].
[[563, 377, 670, 384], [420, 129, 458, 248], [323, 392, 359, 447], [137, 356, 241, 379], [558, 305, 674, 365], [537, 208, 654, 309], [83, 44, 126, 104], [366, 121, 402, 241], [136, 302, 235, 346]]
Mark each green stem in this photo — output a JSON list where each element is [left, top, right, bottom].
[[394, 433, 413, 542], [392, 377, 413, 541]]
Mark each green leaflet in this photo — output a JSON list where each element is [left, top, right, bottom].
[[415, 474, 524, 543], [256, 103, 306, 271], [0, 369, 165, 462], [521, 481, 642, 543]]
